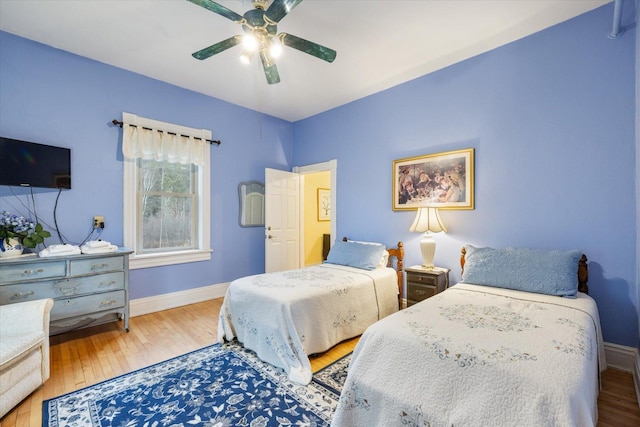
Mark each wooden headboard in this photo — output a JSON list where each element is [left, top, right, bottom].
[[341, 237, 405, 301], [459, 247, 589, 294]]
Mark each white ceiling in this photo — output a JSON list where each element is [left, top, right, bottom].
[[0, 0, 610, 122]]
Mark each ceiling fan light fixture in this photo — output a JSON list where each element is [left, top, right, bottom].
[[242, 34, 259, 52], [269, 37, 283, 58], [188, 0, 336, 84], [239, 49, 254, 64]]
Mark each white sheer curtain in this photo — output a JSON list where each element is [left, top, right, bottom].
[[121, 112, 211, 166]]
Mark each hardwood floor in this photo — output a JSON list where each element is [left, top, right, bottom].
[[2, 298, 638, 426]]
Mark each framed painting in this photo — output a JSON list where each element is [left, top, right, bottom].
[[317, 188, 331, 221], [393, 148, 474, 210]]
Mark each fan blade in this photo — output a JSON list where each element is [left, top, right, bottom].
[[187, 0, 243, 22], [265, 0, 304, 23], [260, 51, 281, 84], [192, 35, 243, 60], [280, 33, 336, 63]]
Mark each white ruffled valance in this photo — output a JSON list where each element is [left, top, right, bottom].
[[121, 112, 211, 166]]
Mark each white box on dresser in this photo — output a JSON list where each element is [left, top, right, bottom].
[[0, 248, 133, 335]]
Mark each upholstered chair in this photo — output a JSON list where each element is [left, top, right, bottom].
[[0, 298, 54, 418]]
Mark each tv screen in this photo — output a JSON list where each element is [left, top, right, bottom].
[[0, 137, 71, 189]]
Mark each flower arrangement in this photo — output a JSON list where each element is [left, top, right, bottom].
[[0, 211, 51, 248]]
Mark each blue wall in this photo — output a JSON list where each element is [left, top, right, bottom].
[[293, 4, 638, 347], [0, 3, 637, 348], [0, 31, 293, 299]]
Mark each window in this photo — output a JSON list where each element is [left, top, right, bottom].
[[122, 113, 211, 269], [138, 160, 197, 253]]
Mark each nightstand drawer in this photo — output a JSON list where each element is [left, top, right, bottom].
[[407, 283, 437, 302], [406, 272, 438, 285]]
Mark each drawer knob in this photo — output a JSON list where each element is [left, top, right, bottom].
[[91, 263, 110, 270], [100, 300, 118, 307], [54, 280, 79, 296], [99, 281, 116, 288], [23, 268, 44, 275], [11, 291, 34, 300], [55, 287, 77, 296]]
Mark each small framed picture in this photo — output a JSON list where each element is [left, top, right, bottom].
[[393, 148, 474, 210], [317, 188, 331, 221]]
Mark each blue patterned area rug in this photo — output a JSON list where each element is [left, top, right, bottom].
[[311, 352, 351, 397], [43, 342, 345, 427]]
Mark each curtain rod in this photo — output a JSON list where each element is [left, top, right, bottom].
[[111, 119, 221, 145]]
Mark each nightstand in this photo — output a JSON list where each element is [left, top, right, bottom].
[[405, 265, 450, 307]]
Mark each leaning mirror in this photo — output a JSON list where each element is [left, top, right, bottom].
[[238, 181, 265, 227]]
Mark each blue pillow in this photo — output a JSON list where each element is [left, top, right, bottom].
[[325, 240, 385, 271], [462, 245, 582, 297]]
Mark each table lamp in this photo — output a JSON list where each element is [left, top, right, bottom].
[[409, 207, 447, 269]]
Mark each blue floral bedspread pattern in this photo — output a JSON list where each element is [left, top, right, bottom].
[[252, 269, 355, 294], [332, 283, 605, 427], [405, 321, 538, 368], [554, 317, 593, 358], [43, 342, 339, 427], [218, 264, 399, 385], [438, 303, 542, 331]]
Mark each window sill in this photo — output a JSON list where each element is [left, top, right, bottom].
[[129, 249, 212, 270]]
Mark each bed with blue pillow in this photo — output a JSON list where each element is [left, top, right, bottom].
[[218, 239, 404, 385], [332, 245, 606, 427]]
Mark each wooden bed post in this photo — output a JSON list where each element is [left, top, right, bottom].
[[578, 254, 588, 294], [395, 242, 404, 303]]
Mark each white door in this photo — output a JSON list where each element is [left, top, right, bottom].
[[265, 168, 300, 273]]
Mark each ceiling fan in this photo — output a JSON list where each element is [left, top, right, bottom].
[[187, 0, 337, 84]]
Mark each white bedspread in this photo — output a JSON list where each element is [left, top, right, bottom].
[[332, 283, 606, 427], [218, 263, 399, 385]]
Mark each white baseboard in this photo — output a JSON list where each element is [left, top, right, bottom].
[[605, 342, 638, 372], [604, 342, 640, 405], [130, 282, 229, 317]]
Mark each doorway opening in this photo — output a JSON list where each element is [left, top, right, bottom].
[[295, 160, 337, 267]]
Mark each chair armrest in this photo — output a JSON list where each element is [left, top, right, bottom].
[[0, 299, 54, 337]]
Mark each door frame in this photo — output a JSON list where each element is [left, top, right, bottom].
[[294, 159, 337, 264]]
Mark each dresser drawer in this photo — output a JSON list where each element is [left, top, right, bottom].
[[407, 282, 437, 302], [70, 256, 124, 275], [51, 290, 125, 321], [0, 260, 67, 283], [0, 272, 125, 303], [406, 272, 438, 286]]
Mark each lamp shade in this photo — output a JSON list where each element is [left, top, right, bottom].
[[409, 207, 447, 233]]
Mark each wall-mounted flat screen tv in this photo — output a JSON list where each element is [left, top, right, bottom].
[[0, 137, 71, 189]]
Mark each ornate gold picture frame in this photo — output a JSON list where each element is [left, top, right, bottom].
[[393, 148, 474, 210]]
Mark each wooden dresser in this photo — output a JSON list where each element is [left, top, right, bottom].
[[0, 248, 132, 335]]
